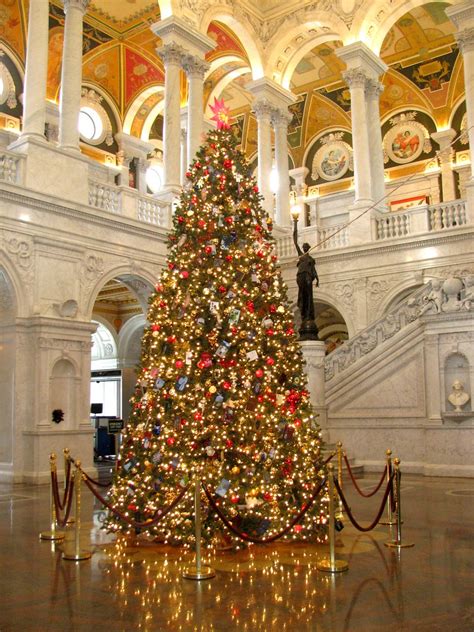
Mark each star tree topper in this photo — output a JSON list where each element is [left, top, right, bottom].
[[209, 97, 232, 129]]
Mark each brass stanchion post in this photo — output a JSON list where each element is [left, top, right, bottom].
[[336, 441, 344, 519], [317, 464, 348, 573], [40, 453, 65, 541], [62, 461, 92, 561], [183, 476, 215, 580], [63, 448, 74, 525], [384, 458, 414, 549], [380, 449, 397, 526]]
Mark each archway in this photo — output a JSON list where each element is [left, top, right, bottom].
[[0, 268, 18, 477]]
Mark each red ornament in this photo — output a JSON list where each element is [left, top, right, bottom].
[[223, 159, 232, 169], [253, 185, 259, 193], [180, 270, 189, 279], [255, 368, 264, 378], [245, 207, 251, 215], [294, 418, 302, 427], [198, 219, 206, 228], [151, 324, 160, 332], [218, 285, 227, 293], [222, 381, 232, 390], [294, 524, 303, 533], [177, 216, 185, 224], [185, 171, 191, 179], [230, 495, 239, 504], [195, 162, 201, 169], [269, 305, 276, 313], [166, 437, 175, 446], [175, 359, 184, 369], [194, 412, 203, 421], [225, 216, 233, 224], [246, 301, 255, 313], [225, 254, 233, 262], [167, 336, 176, 343], [155, 284, 163, 292], [266, 328, 274, 336], [286, 327, 294, 336], [266, 357, 275, 365], [263, 492, 272, 502], [255, 225, 262, 233], [168, 262, 175, 270], [225, 439, 233, 448]]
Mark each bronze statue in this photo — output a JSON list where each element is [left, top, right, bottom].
[[293, 219, 319, 340]]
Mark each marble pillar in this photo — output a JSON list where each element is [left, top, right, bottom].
[[180, 127, 188, 184], [432, 129, 457, 202], [182, 55, 209, 166], [21, 0, 49, 140], [156, 43, 184, 189], [115, 132, 154, 192], [59, 0, 90, 151], [289, 166, 309, 231], [300, 340, 328, 432], [342, 68, 373, 205], [366, 79, 387, 209], [252, 99, 274, 217], [447, 3, 474, 214], [273, 108, 292, 227]]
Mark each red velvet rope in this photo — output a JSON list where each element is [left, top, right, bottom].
[[81, 471, 190, 529], [81, 468, 112, 488], [323, 452, 336, 466], [334, 473, 395, 532], [203, 476, 327, 544], [51, 470, 75, 528], [343, 454, 387, 498]]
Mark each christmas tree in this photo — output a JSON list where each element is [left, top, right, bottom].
[[106, 99, 326, 546]]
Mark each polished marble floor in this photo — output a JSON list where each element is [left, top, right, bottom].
[[0, 469, 473, 631]]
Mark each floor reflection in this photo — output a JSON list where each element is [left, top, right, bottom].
[[1, 474, 473, 631]]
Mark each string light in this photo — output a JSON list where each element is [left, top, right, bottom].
[[105, 122, 327, 546]]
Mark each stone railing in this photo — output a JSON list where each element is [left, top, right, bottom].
[[429, 201, 468, 231], [324, 275, 474, 381], [137, 196, 169, 227], [375, 200, 468, 241], [0, 150, 23, 184], [88, 180, 121, 214], [275, 223, 349, 258]]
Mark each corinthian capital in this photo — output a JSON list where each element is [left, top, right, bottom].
[[156, 42, 186, 66], [63, 0, 90, 14], [252, 98, 274, 120], [271, 108, 292, 129], [342, 68, 370, 89], [365, 78, 384, 98], [182, 54, 210, 78], [456, 27, 474, 54]]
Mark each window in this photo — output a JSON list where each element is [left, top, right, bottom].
[[79, 106, 103, 142]]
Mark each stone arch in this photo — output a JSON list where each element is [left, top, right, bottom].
[[355, 0, 455, 57], [123, 85, 164, 136], [84, 265, 158, 321], [91, 316, 119, 369], [205, 66, 251, 117], [374, 279, 424, 319], [118, 314, 146, 367], [265, 14, 347, 84], [0, 265, 19, 470], [141, 100, 165, 141], [0, 255, 26, 318], [200, 10, 263, 79]]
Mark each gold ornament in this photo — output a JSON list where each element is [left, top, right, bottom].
[[231, 466, 240, 475]]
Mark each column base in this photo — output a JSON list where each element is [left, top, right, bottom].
[[347, 200, 374, 245], [8, 132, 47, 149]]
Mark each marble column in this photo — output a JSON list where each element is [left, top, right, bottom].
[[342, 68, 373, 205], [182, 55, 209, 166], [273, 108, 292, 227], [432, 129, 457, 201], [58, 0, 90, 151], [300, 340, 328, 432], [253, 99, 274, 217], [21, 0, 49, 140], [115, 132, 154, 191], [180, 127, 188, 184], [155, 43, 184, 189], [366, 79, 387, 209], [289, 166, 308, 231]]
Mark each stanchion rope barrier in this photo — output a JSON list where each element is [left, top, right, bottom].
[[51, 470, 75, 528], [334, 472, 395, 532], [343, 454, 387, 498], [203, 476, 327, 544]]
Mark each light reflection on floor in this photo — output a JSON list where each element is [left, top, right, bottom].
[[0, 474, 473, 631]]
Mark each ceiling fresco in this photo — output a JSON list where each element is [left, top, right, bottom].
[[0, 1, 466, 166]]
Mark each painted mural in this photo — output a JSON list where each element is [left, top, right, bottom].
[[124, 48, 164, 106]]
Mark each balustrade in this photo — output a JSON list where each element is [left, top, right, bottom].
[[137, 197, 168, 226], [0, 151, 23, 184], [88, 180, 121, 213], [429, 201, 467, 231]]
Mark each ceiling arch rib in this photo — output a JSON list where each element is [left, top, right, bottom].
[[124, 86, 164, 135], [205, 66, 252, 117], [355, 0, 455, 55], [280, 36, 344, 90], [142, 101, 165, 141], [201, 10, 264, 79]]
